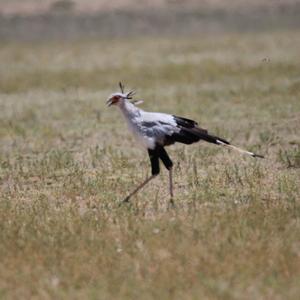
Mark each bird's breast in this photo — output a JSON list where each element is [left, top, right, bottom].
[[126, 118, 156, 149]]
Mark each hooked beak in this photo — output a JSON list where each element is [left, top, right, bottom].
[[106, 98, 113, 107]]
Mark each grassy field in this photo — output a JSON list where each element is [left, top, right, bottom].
[[0, 31, 300, 299]]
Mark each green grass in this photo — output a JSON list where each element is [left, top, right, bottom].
[[0, 31, 300, 299]]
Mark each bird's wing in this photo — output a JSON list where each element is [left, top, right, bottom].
[[172, 115, 209, 135], [139, 112, 180, 144], [139, 111, 222, 147], [172, 115, 199, 128]]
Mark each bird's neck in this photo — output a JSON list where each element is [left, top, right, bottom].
[[119, 99, 141, 119]]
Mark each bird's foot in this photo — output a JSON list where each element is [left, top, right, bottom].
[[119, 196, 130, 206], [168, 197, 176, 209], [123, 196, 130, 203]]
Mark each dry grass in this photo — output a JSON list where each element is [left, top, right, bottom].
[[0, 31, 300, 299]]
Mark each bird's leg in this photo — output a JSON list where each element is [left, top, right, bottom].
[[168, 167, 175, 207], [122, 175, 157, 203], [157, 146, 174, 205], [169, 167, 174, 198], [122, 149, 160, 204]]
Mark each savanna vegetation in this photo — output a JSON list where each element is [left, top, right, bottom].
[[0, 21, 300, 300]]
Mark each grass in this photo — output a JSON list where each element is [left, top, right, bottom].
[[0, 31, 300, 299]]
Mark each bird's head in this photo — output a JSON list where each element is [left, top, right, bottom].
[[106, 92, 128, 107], [106, 82, 136, 107]]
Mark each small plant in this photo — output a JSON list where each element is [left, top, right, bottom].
[[278, 147, 300, 168]]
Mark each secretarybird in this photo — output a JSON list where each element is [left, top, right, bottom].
[[107, 83, 264, 204]]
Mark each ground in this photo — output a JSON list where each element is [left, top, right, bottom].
[[0, 29, 300, 299]]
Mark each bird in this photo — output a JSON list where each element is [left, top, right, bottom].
[[106, 82, 264, 205]]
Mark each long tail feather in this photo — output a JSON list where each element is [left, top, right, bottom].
[[216, 140, 264, 158], [174, 125, 264, 158], [192, 128, 264, 158]]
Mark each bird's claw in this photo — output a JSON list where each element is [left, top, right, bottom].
[[169, 198, 175, 209], [118, 196, 130, 206]]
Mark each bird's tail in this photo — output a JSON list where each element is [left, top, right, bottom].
[[191, 128, 264, 158], [215, 139, 264, 158], [175, 126, 264, 158]]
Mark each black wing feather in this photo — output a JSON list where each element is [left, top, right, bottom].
[[173, 115, 198, 128], [165, 115, 230, 146]]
